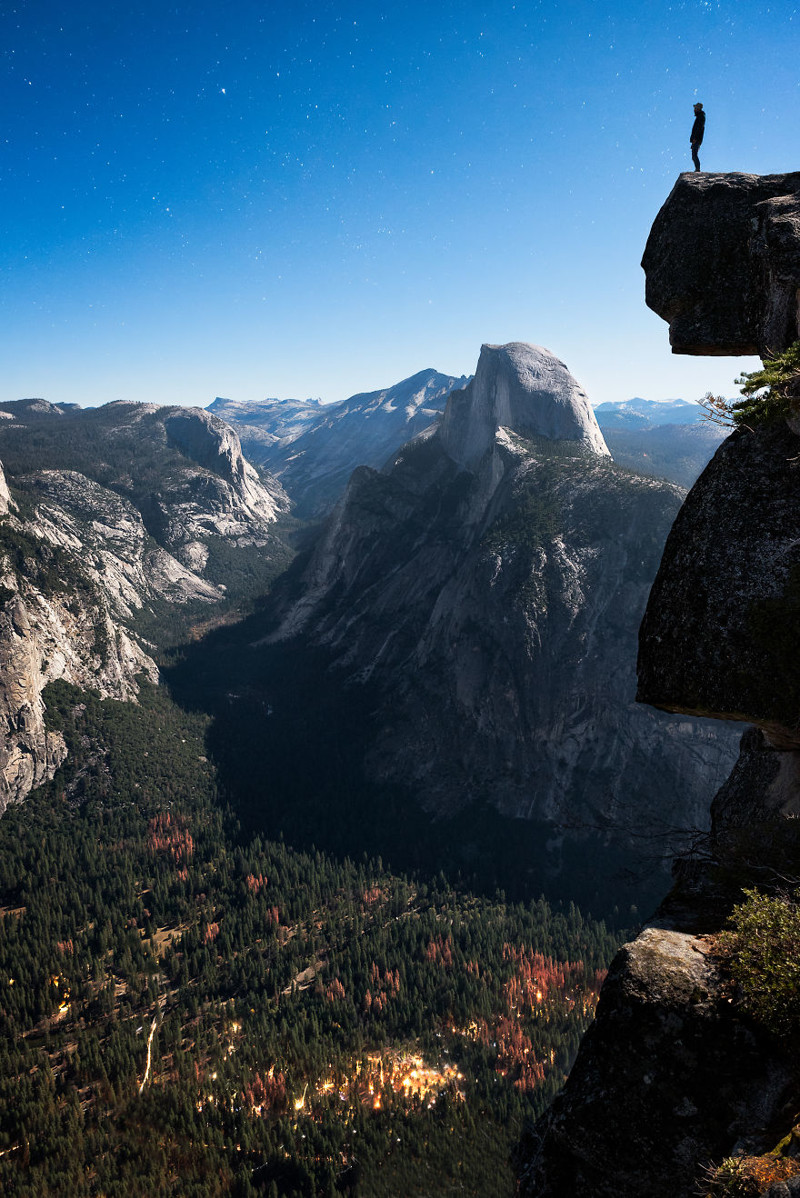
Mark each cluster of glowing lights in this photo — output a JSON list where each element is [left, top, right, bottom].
[[50, 973, 71, 1013], [308, 1051, 466, 1113]]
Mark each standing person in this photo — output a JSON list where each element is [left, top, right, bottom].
[[690, 102, 705, 171]]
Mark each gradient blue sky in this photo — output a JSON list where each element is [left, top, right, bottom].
[[1, 0, 796, 410]]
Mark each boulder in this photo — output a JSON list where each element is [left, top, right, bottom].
[[642, 171, 800, 356], [637, 418, 800, 747], [522, 915, 791, 1198]]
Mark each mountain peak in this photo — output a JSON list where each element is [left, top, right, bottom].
[[2, 397, 63, 418], [438, 342, 609, 469]]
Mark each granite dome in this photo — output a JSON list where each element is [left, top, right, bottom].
[[439, 342, 610, 469]]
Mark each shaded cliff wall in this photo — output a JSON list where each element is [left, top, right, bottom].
[[527, 172, 800, 1197], [271, 342, 737, 881], [642, 171, 800, 357]]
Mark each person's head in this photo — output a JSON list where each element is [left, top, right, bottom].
[[694, 102, 703, 112]]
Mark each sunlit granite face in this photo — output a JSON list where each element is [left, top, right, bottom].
[[438, 341, 609, 469]]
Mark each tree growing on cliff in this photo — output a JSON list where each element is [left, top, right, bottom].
[[698, 342, 800, 429], [716, 887, 800, 1036]]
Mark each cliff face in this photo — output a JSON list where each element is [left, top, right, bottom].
[[522, 908, 791, 1198], [0, 469, 160, 810], [642, 171, 800, 356], [0, 400, 293, 812], [0, 399, 290, 586], [273, 343, 736, 858], [160, 406, 284, 539], [638, 418, 800, 745], [439, 342, 608, 467], [25, 469, 222, 612], [527, 174, 800, 1196]]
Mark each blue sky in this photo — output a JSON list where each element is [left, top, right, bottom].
[[1, 0, 796, 409]]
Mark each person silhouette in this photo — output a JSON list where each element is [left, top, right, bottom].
[[690, 102, 705, 171]]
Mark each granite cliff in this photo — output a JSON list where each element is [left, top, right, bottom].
[[0, 469, 159, 811], [527, 171, 800, 1197], [0, 400, 293, 812], [270, 342, 736, 886], [642, 170, 800, 357], [0, 399, 289, 588]]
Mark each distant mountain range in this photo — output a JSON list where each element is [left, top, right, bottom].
[[209, 369, 469, 517], [593, 398, 728, 488], [205, 396, 325, 450], [593, 396, 705, 428], [210, 386, 729, 510]]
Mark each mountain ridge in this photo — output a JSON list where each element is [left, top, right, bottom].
[[593, 396, 705, 428], [266, 342, 736, 889], [210, 368, 469, 516], [0, 400, 295, 810]]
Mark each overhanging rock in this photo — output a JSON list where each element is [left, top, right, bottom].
[[642, 171, 800, 357]]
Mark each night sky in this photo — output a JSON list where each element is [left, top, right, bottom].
[[1, 1, 796, 409]]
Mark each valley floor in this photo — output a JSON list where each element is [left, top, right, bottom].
[[0, 679, 620, 1197]]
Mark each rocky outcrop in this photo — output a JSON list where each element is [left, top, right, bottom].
[[0, 467, 11, 517], [638, 418, 800, 745], [642, 171, 800, 356], [710, 725, 800, 836], [0, 399, 294, 811], [162, 406, 282, 525], [0, 586, 157, 811], [144, 407, 289, 570], [529, 172, 800, 1197], [522, 906, 791, 1198], [0, 466, 166, 810], [272, 343, 736, 859], [0, 398, 290, 588], [211, 369, 469, 517], [27, 470, 223, 613]]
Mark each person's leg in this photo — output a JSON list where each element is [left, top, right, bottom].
[[691, 142, 700, 171]]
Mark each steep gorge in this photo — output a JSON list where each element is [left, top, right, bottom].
[[210, 368, 469, 518]]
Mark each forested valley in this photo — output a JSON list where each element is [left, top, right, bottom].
[[0, 677, 621, 1196]]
